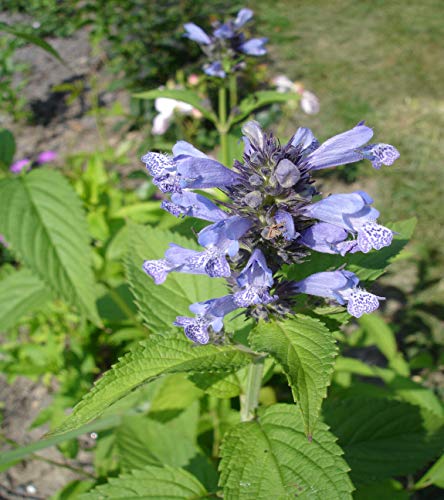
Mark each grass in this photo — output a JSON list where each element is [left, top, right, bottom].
[[254, 0, 444, 264]]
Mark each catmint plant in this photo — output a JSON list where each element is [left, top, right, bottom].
[[142, 120, 399, 344], [184, 8, 267, 79]]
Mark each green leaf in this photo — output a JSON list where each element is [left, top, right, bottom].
[[230, 91, 301, 126], [0, 170, 100, 323], [0, 269, 52, 331], [116, 414, 197, 471], [0, 21, 63, 62], [0, 128, 16, 168], [250, 316, 337, 437], [79, 465, 208, 499], [358, 314, 410, 375], [285, 218, 417, 283], [133, 88, 217, 124], [415, 454, 444, 489], [52, 331, 253, 436], [125, 223, 226, 331], [189, 369, 246, 398], [335, 357, 444, 418], [323, 398, 444, 484], [354, 480, 409, 499], [219, 404, 353, 499]]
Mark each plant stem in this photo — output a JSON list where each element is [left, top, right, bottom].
[[218, 85, 229, 166], [240, 358, 265, 422], [229, 73, 238, 110]]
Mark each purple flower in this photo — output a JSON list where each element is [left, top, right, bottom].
[[141, 143, 241, 192], [143, 216, 252, 283], [175, 295, 239, 344], [183, 8, 267, 79], [303, 191, 393, 253], [304, 123, 399, 171], [161, 192, 228, 222], [37, 150, 57, 164], [359, 143, 400, 169], [290, 127, 319, 153], [273, 210, 298, 241], [203, 61, 226, 78], [10, 158, 31, 174], [293, 270, 384, 318], [238, 38, 268, 56], [299, 222, 359, 255], [233, 249, 276, 307], [198, 216, 253, 258], [183, 23, 212, 45]]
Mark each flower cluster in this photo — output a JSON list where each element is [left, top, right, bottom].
[[10, 150, 57, 174], [141, 120, 399, 344], [184, 8, 267, 78]]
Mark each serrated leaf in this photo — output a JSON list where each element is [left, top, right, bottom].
[[323, 398, 444, 484], [0, 170, 99, 323], [0, 268, 52, 331], [125, 223, 226, 331], [219, 404, 353, 499], [250, 316, 337, 436], [230, 91, 300, 126], [285, 218, 416, 283], [0, 128, 16, 168], [133, 88, 217, 124], [79, 465, 208, 499], [52, 331, 252, 436]]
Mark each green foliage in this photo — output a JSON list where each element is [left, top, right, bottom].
[[284, 218, 417, 283], [219, 404, 354, 499], [230, 90, 301, 126], [250, 316, 337, 437], [52, 331, 253, 436], [80, 465, 208, 499], [323, 398, 444, 484], [0, 128, 16, 168], [0, 169, 100, 323], [125, 223, 226, 331], [415, 454, 444, 490], [0, 268, 51, 331]]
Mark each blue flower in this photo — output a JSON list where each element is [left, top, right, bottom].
[[141, 142, 241, 191], [303, 191, 393, 253], [175, 295, 239, 344], [141, 119, 399, 343], [299, 222, 359, 255], [233, 249, 276, 307], [293, 270, 384, 318], [298, 123, 399, 171], [161, 191, 228, 222], [183, 8, 267, 78]]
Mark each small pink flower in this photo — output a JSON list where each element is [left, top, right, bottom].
[[37, 150, 57, 164], [188, 74, 199, 86], [10, 158, 31, 174]]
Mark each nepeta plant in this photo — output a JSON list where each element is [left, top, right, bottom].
[[184, 8, 268, 78], [142, 120, 399, 344]]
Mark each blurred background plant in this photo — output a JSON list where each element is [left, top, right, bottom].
[[0, 0, 442, 498]]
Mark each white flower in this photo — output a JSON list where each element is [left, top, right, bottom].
[[300, 90, 320, 115], [271, 75, 320, 115], [152, 97, 196, 135]]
